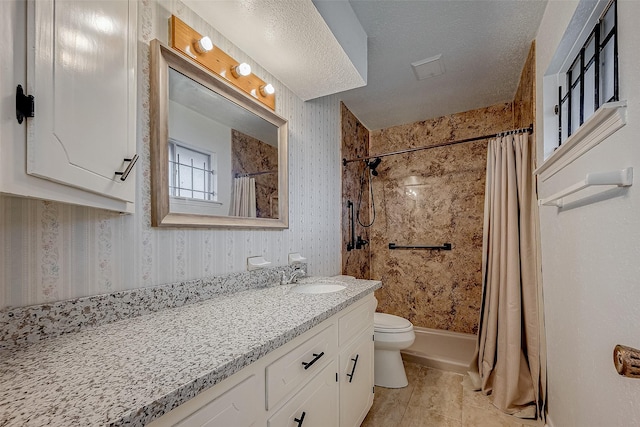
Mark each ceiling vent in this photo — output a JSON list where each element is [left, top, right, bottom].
[[411, 54, 445, 80]]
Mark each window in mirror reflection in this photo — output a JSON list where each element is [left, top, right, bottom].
[[168, 67, 280, 219], [168, 139, 217, 201]]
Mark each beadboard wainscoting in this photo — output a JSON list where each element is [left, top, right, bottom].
[[0, 0, 342, 308]]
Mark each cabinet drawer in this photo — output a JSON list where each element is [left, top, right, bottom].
[[267, 359, 339, 427], [266, 324, 337, 410], [338, 296, 376, 347], [161, 374, 261, 427]]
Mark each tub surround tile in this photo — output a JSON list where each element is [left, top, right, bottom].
[[0, 264, 305, 349], [231, 129, 279, 218], [341, 102, 371, 279], [368, 103, 514, 334], [0, 274, 380, 426], [341, 42, 536, 336]]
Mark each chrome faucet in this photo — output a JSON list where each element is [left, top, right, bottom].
[[280, 268, 306, 285]]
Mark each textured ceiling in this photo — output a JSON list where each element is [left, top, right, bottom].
[[341, 0, 548, 129], [182, 0, 548, 130], [182, 0, 366, 101]]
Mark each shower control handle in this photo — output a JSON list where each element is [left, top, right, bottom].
[[356, 236, 368, 249]]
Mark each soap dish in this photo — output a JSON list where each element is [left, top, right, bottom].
[[247, 256, 272, 271], [288, 252, 307, 265]]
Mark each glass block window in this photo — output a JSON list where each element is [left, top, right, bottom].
[[558, 0, 617, 145]]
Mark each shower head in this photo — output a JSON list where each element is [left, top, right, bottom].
[[366, 157, 382, 176]]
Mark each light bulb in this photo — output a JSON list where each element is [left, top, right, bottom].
[[231, 62, 252, 78], [194, 36, 213, 53], [260, 83, 275, 96]]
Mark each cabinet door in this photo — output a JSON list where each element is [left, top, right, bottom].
[[268, 360, 339, 427], [27, 0, 137, 203], [339, 327, 374, 427]]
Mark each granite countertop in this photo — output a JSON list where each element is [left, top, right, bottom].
[[0, 276, 381, 426]]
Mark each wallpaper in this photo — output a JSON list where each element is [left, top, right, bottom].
[[0, 0, 342, 309]]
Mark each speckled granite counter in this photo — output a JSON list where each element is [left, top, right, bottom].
[[0, 276, 381, 426]]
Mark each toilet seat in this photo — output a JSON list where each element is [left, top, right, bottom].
[[374, 312, 413, 333]]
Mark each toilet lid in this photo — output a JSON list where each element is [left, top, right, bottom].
[[374, 312, 413, 333]]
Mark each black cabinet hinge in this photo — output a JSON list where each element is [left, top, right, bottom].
[[16, 85, 34, 124]]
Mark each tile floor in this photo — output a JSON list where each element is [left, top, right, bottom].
[[361, 362, 543, 427]]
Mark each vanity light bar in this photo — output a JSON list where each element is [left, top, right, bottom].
[[169, 15, 276, 110]]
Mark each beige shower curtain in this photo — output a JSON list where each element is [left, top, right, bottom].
[[231, 176, 257, 217], [473, 133, 546, 419]]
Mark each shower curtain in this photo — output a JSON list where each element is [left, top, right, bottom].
[[231, 176, 257, 217], [472, 133, 546, 419]]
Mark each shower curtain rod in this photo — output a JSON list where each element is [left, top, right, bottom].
[[235, 170, 277, 178], [342, 124, 533, 166]]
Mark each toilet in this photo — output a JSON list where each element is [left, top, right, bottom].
[[373, 312, 415, 388]]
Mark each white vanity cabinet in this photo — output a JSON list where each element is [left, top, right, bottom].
[[148, 294, 376, 427], [1, 0, 137, 213]]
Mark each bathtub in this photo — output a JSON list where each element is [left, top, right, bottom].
[[401, 326, 477, 374]]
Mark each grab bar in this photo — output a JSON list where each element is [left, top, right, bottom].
[[389, 243, 451, 250], [347, 200, 355, 251], [538, 167, 633, 208]]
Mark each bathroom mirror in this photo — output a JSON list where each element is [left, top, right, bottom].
[[150, 39, 288, 228]]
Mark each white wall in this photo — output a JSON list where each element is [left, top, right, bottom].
[[0, 0, 342, 308], [536, 1, 640, 426], [168, 100, 233, 215]]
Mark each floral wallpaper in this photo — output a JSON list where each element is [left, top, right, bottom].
[[0, 0, 342, 309]]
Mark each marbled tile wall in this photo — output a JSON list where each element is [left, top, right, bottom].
[[369, 103, 515, 334], [340, 103, 371, 279], [231, 129, 279, 218], [514, 42, 536, 130]]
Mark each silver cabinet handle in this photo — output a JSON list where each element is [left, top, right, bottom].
[[115, 154, 139, 181]]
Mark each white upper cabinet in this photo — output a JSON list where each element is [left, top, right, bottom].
[[24, 0, 137, 209]]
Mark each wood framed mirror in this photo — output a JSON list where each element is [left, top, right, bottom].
[[150, 39, 288, 228]]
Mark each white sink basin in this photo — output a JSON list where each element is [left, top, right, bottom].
[[291, 283, 346, 294]]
